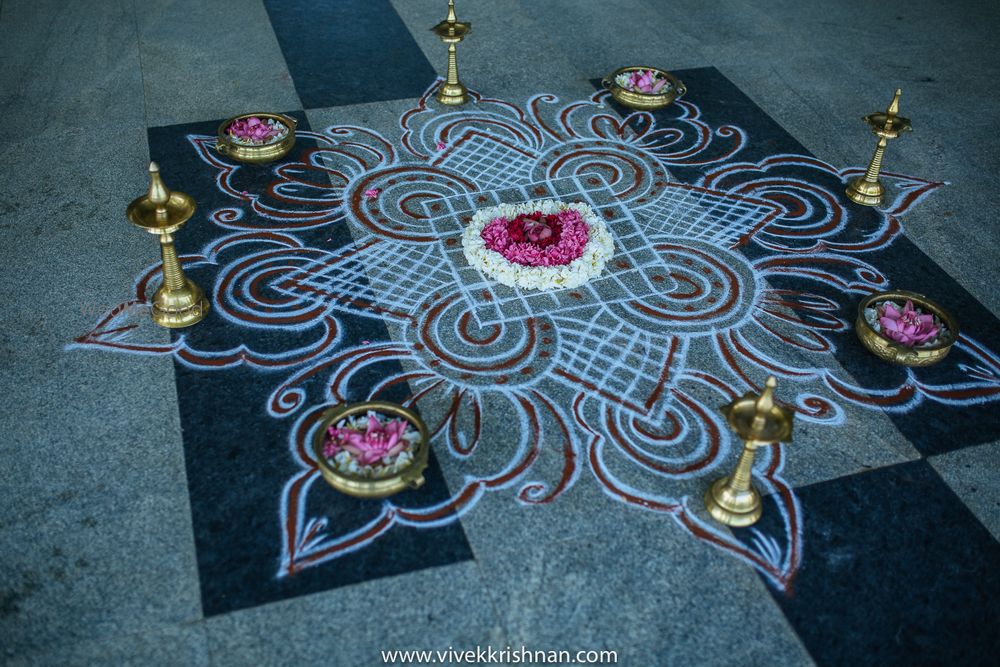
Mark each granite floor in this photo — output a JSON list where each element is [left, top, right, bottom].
[[1, 1, 998, 665]]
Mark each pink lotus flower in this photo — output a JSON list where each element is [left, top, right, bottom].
[[627, 69, 668, 94], [878, 300, 939, 347], [364, 188, 380, 200], [324, 416, 411, 465], [228, 116, 283, 144], [436, 141, 447, 151]]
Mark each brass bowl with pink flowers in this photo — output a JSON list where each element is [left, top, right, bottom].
[[602, 66, 687, 110], [215, 112, 297, 164], [856, 290, 959, 367], [312, 401, 430, 499]]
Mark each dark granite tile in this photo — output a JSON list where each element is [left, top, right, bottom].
[[740, 460, 1000, 667], [146, 116, 472, 616], [263, 0, 438, 109]]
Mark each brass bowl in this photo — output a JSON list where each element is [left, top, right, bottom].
[[215, 112, 297, 164], [602, 66, 687, 110], [855, 290, 959, 367], [312, 401, 430, 499]]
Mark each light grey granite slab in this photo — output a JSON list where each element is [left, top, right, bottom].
[[138, 0, 301, 128], [0, 0, 145, 139], [204, 560, 501, 667]]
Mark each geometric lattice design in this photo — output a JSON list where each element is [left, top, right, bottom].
[[635, 182, 779, 248], [275, 241, 452, 323], [432, 130, 537, 191], [424, 175, 680, 326], [552, 309, 678, 414]]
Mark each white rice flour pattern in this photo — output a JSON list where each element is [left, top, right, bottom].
[[71, 82, 1000, 591]]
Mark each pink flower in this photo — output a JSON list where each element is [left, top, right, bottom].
[[878, 300, 939, 347], [481, 209, 590, 267], [364, 188, 380, 200], [626, 69, 666, 94], [436, 141, 447, 151], [324, 416, 411, 466], [227, 116, 283, 144]]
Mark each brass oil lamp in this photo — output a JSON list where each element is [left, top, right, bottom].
[[432, 0, 471, 105], [846, 88, 913, 207], [125, 162, 209, 328], [705, 377, 794, 527]]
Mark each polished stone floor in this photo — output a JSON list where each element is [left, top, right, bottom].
[[1, 1, 998, 665]]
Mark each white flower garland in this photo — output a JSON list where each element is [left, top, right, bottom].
[[461, 200, 615, 291]]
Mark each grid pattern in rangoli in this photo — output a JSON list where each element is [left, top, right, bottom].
[[432, 131, 537, 191], [552, 309, 677, 413], [635, 182, 777, 247], [423, 175, 681, 326], [273, 241, 453, 322]]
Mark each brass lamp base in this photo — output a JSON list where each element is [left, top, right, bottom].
[[151, 279, 209, 328], [705, 476, 762, 527], [845, 175, 884, 207], [436, 81, 469, 105]]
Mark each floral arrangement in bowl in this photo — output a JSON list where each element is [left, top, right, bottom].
[[614, 68, 671, 94], [226, 116, 289, 146], [216, 112, 297, 164], [863, 299, 948, 348], [321, 411, 421, 479], [461, 200, 615, 291], [312, 402, 429, 498], [855, 290, 959, 367], [602, 66, 686, 110]]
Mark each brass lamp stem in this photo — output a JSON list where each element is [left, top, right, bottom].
[[159, 234, 187, 293], [728, 443, 757, 492], [446, 43, 460, 85], [863, 137, 888, 184]]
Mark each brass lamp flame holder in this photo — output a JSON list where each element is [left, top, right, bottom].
[[125, 162, 209, 328], [705, 376, 794, 527], [846, 88, 913, 207], [431, 0, 471, 105]]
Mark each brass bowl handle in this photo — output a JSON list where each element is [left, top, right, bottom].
[[675, 81, 687, 97], [215, 141, 228, 154], [889, 344, 919, 365], [601, 76, 613, 90]]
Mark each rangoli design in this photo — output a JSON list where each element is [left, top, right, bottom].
[[71, 82, 1000, 592]]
